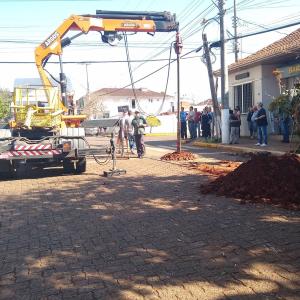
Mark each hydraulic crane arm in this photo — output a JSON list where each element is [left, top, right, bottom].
[[35, 11, 178, 108]]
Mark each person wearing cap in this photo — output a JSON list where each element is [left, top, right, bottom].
[[131, 111, 147, 158]]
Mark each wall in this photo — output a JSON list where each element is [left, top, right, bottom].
[[93, 96, 175, 119], [228, 64, 281, 136], [261, 64, 280, 108], [261, 65, 281, 134], [228, 65, 262, 136]]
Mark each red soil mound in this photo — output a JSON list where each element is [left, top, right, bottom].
[[201, 153, 300, 210], [161, 151, 195, 161]]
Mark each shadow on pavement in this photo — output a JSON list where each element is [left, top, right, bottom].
[[0, 165, 299, 299]]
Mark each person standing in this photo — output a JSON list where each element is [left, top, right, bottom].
[[207, 106, 214, 137], [235, 106, 241, 137], [229, 108, 241, 144], [180, 107, 187, 139], [201, 107, 211, 141], [187, 106, 196, 139], [117, 111, 129, 156], [280, 111, 292, 143], [247, 107, 254, 138], [255, 102, 268, 146], [127, 110, 135, 154], [132, 111, 147, 158], [194, 107, 201, 138], [251, 105, 258, 138]]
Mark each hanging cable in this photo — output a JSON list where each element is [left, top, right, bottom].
[[123, 32, 147, 115], [152, 42, 174, 116], [123, 32, 174, 117]]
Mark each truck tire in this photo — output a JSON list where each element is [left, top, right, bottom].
[[75, 157, 86, 174], [0, 161, 14, 180], [14, 164, 27, 179], [63, 159, 75, 173]]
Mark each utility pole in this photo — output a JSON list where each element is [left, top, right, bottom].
[[85, 63, 91, 116], [174, 31, 183, 153], [219, 0, 226, 109], [202, 33, 221, 139], [233, 0, 238, 62], [219, 0, 230, 143]]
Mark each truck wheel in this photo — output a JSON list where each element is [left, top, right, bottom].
[[0, 162, 14, 180], [14, 164, 27, 179], [75, 157, 86, 174], [63, 159, 75, 173]]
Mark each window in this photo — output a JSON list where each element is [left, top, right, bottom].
[[234, 82, 253, 113], [131, 99, 136, 109]]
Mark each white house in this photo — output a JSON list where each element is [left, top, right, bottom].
[[225, 28, 300, 136], [79, 87, 175, 119]]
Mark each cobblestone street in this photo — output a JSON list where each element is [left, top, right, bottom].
[[0, 147, 299, 300]]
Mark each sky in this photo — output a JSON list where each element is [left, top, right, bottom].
[[0, 0, 300, 102]]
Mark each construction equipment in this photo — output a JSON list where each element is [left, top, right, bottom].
[[0, 10, 178, 177]]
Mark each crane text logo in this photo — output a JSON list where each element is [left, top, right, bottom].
[[43, 32, 59, 48]]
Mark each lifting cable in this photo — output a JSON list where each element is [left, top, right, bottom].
[[123, 32, 174, 117]]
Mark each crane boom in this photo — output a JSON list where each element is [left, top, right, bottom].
[[35, 11, 178, 109]]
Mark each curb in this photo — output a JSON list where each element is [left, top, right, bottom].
[[145, 133, 176, 137], [191, 140, 294, 156]]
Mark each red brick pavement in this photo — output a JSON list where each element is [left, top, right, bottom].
[[0, 150, 299, 299]]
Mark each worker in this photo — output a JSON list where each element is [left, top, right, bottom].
[[131, 111, 147, 158]]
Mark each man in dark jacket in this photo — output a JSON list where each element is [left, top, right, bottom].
[[255, 102, 268, 146], [246, 107, 254, 138], [131, 111, 147, 158]]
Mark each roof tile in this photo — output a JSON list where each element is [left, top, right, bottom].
[[91, 87, 172, 98], [228, 27, 300, 72]]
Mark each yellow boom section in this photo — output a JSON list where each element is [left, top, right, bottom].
[[35, 14, 157, 99]]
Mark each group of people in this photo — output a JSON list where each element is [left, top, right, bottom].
[[180, 106, 214, 140], [117, 110, 147, 158], [230, 102, 268, 146], [246, 102, 269, 146]]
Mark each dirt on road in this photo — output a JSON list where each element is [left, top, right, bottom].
[[199, 153, 300, 210]]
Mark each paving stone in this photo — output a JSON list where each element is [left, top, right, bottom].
[[0, 144, 299, 299]]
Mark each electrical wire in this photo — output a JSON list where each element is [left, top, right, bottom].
[[131, 1, 214, 72], [123, 33, 174, 116], [0, 55, 201, 64]]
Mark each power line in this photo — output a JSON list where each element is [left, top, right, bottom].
[[0, 55, 201, 64], [82, 17, 300, 99]]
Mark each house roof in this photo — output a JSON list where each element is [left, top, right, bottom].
[[90, 87, 172, 98], [196, 99, 213, 106], [226, 27, 300, 73]]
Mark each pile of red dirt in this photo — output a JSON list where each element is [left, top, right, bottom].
[[201, 153, 300, 210], [189, 161, 241, 176], [161, 151, 195, 161]]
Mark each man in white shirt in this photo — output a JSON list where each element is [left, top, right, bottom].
[[127, 110, 135, 154]]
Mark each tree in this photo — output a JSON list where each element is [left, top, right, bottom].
[[269, 88, 300, 152], [82, 95, 107, 119], [0, 88, 11, 120], [146, 115, 161, 133]]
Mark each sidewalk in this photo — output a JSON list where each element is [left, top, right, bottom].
[[191, 135, 299, 156]]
